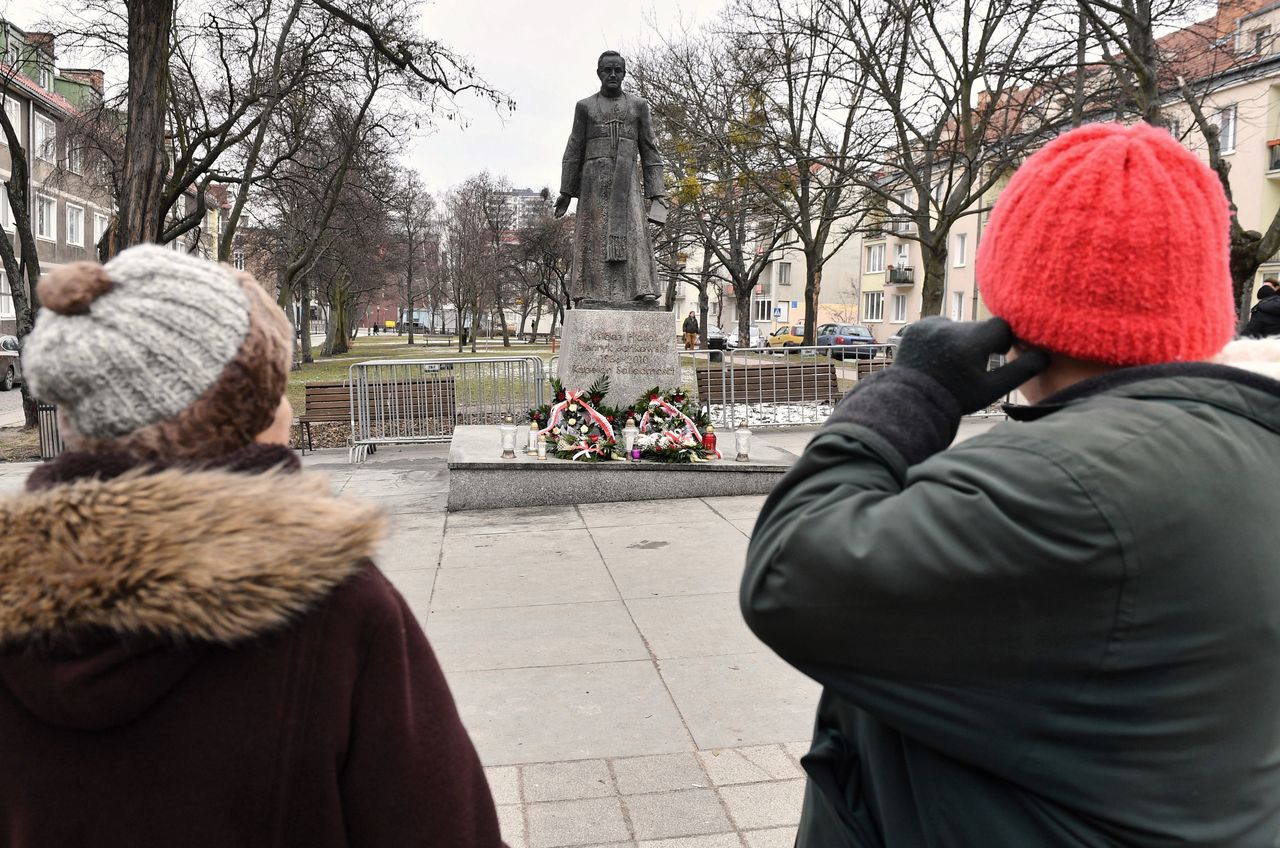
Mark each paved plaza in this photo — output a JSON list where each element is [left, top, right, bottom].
[[0, 420, 997, 847]]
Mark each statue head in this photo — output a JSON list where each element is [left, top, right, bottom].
[[597, 51, 626, 97]]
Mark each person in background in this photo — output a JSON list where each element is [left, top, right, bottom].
[[0, 245, 502, 847], [743, 122, 1280, 846], [1243, 277, 1280, 338], [683, 310, 699, 350]]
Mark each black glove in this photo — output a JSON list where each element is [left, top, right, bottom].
[[825, 317, 1048, 466], [894, 317, 1049, 415]]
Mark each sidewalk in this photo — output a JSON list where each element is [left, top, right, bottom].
[[0, 419, 1001, 847]]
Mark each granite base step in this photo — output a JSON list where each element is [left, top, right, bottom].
[[446, 425, 791, 511]]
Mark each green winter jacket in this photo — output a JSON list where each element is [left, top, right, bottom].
[[742, 346, 1280, 846]]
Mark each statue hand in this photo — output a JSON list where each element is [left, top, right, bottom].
[[554, 193, 572, 218]]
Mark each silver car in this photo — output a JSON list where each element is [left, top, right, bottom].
[[0, 335, 21, 391], [727, 326, 764, 349]]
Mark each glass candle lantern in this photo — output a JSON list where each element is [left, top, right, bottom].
[[500, 414, 517, 459], [630, 445, 642, 462], [702, 423, 717, 457], [527, 421, 539, 455], [623, 416, 639, 455], [734, 420, 751, 462], [537, 434, 548, 460]]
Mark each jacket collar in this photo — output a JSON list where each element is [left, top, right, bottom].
[[0, 447, 385, 649], [1006, 339, 1280, 427]]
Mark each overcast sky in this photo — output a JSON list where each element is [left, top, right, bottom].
[[1, 0, 724, 195]]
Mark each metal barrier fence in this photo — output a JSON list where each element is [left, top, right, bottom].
[[347, 357, 546, 461], [37, 402, 63, 461], [679, 344, 898, 429]]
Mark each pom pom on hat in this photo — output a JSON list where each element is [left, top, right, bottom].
[[976, 122, 1235, 366], [37, 262, 113, 315]]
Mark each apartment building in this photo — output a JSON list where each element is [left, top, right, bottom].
[[672, 0, 1280, 343], [0, 22, 114, 335]]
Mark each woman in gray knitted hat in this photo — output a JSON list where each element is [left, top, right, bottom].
[[0, 245, 501, 847]]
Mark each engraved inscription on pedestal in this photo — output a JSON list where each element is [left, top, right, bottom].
[[558, 308, 681, 407]]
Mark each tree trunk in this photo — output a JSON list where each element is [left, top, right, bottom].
[[114, 0, 174, 253], [735, 286, 753, 349], [802, 255, 822, 345], [299, 277, 314, 363], [698, 246, 713, 348], [919, 247, 947, 317], [0, 104, 42, 427]]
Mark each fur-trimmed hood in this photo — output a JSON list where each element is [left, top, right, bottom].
[[0, 454, 385, 729], [1214, 336, 1280, 381]]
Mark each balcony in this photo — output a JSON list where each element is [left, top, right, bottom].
[[887, 265, 916, 286], [1270, 139, 1280, 175]]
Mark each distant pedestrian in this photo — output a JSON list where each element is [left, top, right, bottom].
[[744, 123, 1280, 845], [682, 310, 699, 350], [0, 245, 501, 846], [1243, 278, 1280, 338]]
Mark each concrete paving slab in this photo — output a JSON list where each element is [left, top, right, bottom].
[[638, 836, 743, 848], [719, 780, 806, 829], [522, 759, 614, 802], [728, 519, 755, 538], [527, 797, 630, 847], [446, 504, 586, 535], [733, 746, 805, 781], [426, 602, 648, 671], [377, 533, 443, 573], [741, 828, 796, 848], [695, 750, 772, 787], [659, 654, 820, 749], [699, 495, 767, 521], [611, 753, 709, 796], [595, 522, 749, 600], [383, 568, 435, 618], [447, 661, 692, 766], [440, 528, 599, 569], [430, 559, 619, 611], [485, 766, 520, 806], [623, 789, 732, 841], [496, 804, 527, 848], [578, 498, 718, 529], [625, 593, 763, 660]]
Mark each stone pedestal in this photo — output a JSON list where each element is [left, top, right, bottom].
[[557, 308, 681, 406]]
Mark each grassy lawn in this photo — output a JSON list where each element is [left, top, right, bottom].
[[0, 427, 39, 462], [287, 335, 554, 413]]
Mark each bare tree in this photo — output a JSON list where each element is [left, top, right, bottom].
[[389, 168, 437, 346], [634, 33, 794, 347], [817, 0, 1078, 316]]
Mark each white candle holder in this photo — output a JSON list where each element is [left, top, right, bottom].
[[734, 420, 751, 462]]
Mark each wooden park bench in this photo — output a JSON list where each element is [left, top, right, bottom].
[[297, 377, 457, 454], [695, 361, 843, 407]]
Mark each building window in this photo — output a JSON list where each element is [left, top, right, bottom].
[[0, 97, 18, 145], [35, 194, 56, 241], [66, 203, 83, 247], [4, 38, 20, 70], [891, 293, 907, 323], [1167, 118, 1181, 139], [36, 64, 51, 91], [0, 272, 12, 319], [66, 146, 82, 174], [865, 243, 885, 273], [33, 114, 54, 163], [954, 233, 967, 267], [232, 251, 246, 271], [1217, 105, 1237, 154], [94, 212, 108, 245], [0, 191, 11, 233], [777, 261, 791, 286], [754, 298, 773, 322], [952, 291, 966, 321], [862, 291, 884, 322], [894, 242, 910, 268]]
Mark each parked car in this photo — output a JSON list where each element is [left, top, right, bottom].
[[0, 335, 21, 391], [705, 324, 728, 350], [815, 324, 878, 360], [727, 326, 764, 349], [888, 323, 910, 346], [765, 324, 805, 350]]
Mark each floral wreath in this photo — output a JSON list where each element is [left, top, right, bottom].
[[527, 376, 622, 462]]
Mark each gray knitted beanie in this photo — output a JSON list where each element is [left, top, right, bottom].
[[25, 244, 266, 444]]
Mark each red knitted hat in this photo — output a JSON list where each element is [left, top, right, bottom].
[[977, 122, 1235, 365]]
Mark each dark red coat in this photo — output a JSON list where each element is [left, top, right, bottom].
[[0, 447, 501, 847]]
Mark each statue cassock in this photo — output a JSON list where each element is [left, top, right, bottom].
[[555, 52, 665, 308]]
